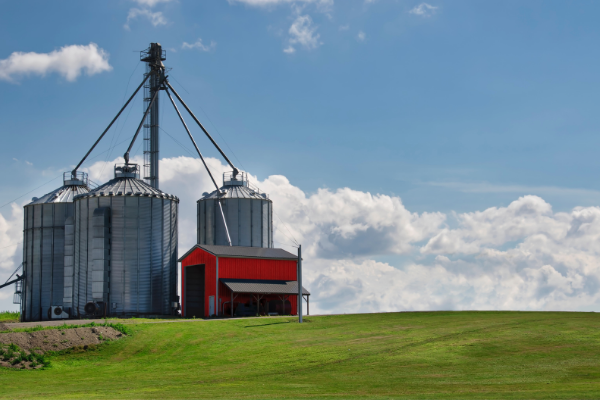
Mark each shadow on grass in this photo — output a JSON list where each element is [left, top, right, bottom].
[[244, 321, 291, 328]]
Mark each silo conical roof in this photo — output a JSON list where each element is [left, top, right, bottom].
[[75, 164, 179, 202], [28, 185, 90, 205], [28, 172, 90, 205], [198, 171, 270, 201]]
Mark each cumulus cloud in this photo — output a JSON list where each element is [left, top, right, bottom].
[[357, 31, 366, 42], [4, 155, 600, 315], [228, 0, 329, 53], [409, 3, 438, 17], [0, 43, 112, 83], [124, 8, 167, 29], [421, 196, 566, 255], [228, 0, 333, 11], [0, 204, 23, 273], [133, 0, 175, 6], [285, 14, 322, 53], [182, 38, 217, 52], [0, 203, 24, 309], [304, 196, 600, 313], [258, 175, 445, 258], [124, 0, 174, 29]]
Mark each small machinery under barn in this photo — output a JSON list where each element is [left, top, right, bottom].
[[179, 244, 309, 318]]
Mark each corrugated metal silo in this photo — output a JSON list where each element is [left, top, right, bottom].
[[197, 172, 273, 248], [70, 164, 178, 316], [21, 172, 90, 322]]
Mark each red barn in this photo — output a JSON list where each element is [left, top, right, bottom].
[[178, 244, 310, 318]]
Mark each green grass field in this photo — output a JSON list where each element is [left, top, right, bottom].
[[1, 311, 600, 399], [0, 311, 19, 323]]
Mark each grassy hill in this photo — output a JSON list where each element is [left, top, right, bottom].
[[1, 311, 600, 399]]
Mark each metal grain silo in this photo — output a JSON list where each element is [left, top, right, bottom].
[[70, 164, 179, 317], [21, 172, 90, 322], [197, 172, 273, 248]]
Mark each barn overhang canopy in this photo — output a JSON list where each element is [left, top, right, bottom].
[[220, 279, 310, 295]]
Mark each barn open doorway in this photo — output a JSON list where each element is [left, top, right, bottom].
[[184, 264, 205, 318]]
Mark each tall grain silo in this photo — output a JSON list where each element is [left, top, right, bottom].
[[21, 172, 90, 322], [197, 172, 273, 248], [70, 163, 179, 317]]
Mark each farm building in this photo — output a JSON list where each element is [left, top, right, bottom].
[[3, 43, 311, 322], [179, 244, 310, 318]]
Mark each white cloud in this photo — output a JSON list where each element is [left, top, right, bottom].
[[181, 38, 217, 52], [258, 175, 445, 259], [124, 0, 173, 29], [285, 14, 322, 53], [304, 195, 600, 313], [133, 0, 175, 6], [339, 24, 349, 31], [228, 0, 330, 53], [409, 3, 438, 17], [124, 8, 167, 29], [0, 204, 23, 273], [0, 43, 112, 83], [357, 31, 366, 42], [0, 202, 24, 310], [421, 196, 566, 255], [229, 0, 333, 11]]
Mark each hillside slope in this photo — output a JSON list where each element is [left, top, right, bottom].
[[1, 311, 600, 399]]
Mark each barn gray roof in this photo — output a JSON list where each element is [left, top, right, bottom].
[[178, 244, 297, 262], [221, 279, 310, 295]]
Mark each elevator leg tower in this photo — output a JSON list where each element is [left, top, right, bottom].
[[141, 43, 166, 189]]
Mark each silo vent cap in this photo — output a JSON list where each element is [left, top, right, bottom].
[[223, 171, 248, 187], [114, 163, 140, 179], [63, 171, 88, 187]]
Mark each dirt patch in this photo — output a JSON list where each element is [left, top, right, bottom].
[[0, 326, 122, 353], [0, 323, 10, 332], [0, 343, 44, 370]]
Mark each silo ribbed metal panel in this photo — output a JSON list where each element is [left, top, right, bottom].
[[71, 172, 178, 317], [139, 197, 152, 313], [197, 183, 273, 248], [169, 202, 177, 314], [21, 184, 88, 322], [111, 197, 125, 314]]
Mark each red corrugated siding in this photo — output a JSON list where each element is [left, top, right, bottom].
[[180, 247, 216, 317], [180, 247, 299, 317], [218, 257, 298, 316]]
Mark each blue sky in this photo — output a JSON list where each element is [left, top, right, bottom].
[[2, 0, 600, 313]]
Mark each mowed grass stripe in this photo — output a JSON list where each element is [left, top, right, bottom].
[[1, 311, 600, 399]]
